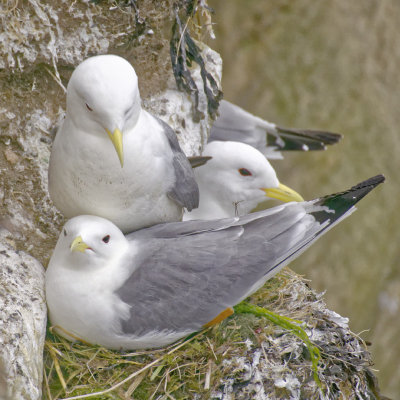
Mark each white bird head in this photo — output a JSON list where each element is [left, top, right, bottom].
[[193, 141, 304, 218], [50, 215, 129, 271], [66, 55, 142, 167]]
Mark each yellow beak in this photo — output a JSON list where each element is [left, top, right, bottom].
[[70, 235, 91, 253], [106, 128, 124, 167], [262, 183, 304, 203]]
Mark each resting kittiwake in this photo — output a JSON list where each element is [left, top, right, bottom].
[[210, 100, 342, 159], [48, 55, 199, 233], [184, 141, 304, 220], [45, 175, 384, 350]]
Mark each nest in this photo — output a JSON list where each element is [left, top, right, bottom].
[[43, 268, 381, 399]]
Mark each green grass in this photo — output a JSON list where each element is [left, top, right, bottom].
[[43, 268, 379, 399]]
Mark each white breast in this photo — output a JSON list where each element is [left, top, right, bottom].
[[49, 111, 182, 232]]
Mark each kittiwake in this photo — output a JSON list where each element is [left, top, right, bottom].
[[210, 100, 342, 159], [48, 55, 199, 233], [184, 141, 304, 220], [45, 175, 384, 350]]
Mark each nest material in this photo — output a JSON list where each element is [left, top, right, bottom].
[[43, 269, 382, 399]]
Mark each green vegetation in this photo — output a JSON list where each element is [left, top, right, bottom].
[[43, 269, 378, 399]]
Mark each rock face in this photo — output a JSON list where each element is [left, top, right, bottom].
[[0, 234, 46, 400]]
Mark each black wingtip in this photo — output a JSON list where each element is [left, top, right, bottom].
[[349, 174, 385, 192], [314, 175, 385, 222], [273, 127, 343, 151], [300, 130, 343, 145], [329, 174, 385, 204]]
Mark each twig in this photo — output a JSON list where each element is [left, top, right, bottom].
[[45, 58, 66, 93], [47, 345, 67, 391], [58, 329, 209, 400]]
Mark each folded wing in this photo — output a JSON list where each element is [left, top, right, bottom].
[[117, 176, 384, 336]]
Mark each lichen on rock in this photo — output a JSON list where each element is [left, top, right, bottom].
[[0, 232, 47, 400]]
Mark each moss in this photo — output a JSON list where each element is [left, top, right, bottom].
[[42, 269, 381, 399]]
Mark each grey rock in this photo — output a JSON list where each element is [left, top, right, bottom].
[[0, 232, 47, 400]]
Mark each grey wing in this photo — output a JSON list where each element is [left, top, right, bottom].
[[117, 174, 384, 336], [118, 205, 309, 336], [210, 100, 270, 152], [157, 117, 199, 211], [210, 100, 342, 158]]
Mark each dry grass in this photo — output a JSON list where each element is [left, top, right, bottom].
[[43, 269, 380, 399]]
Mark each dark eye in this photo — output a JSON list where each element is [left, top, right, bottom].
[[86, 103, 93, 112], [238, 168, 252, 176], [102, 235, 110, 243], [63, 229, 67, 237]]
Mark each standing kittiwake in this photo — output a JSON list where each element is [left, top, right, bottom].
[[184, 141, 304, 220], [45, 175, 384, 350], [48, 55, 199, 233], [210, 100, 342, 159]]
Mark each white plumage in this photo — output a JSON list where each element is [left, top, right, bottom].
[[49, 55, 198, 233]]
